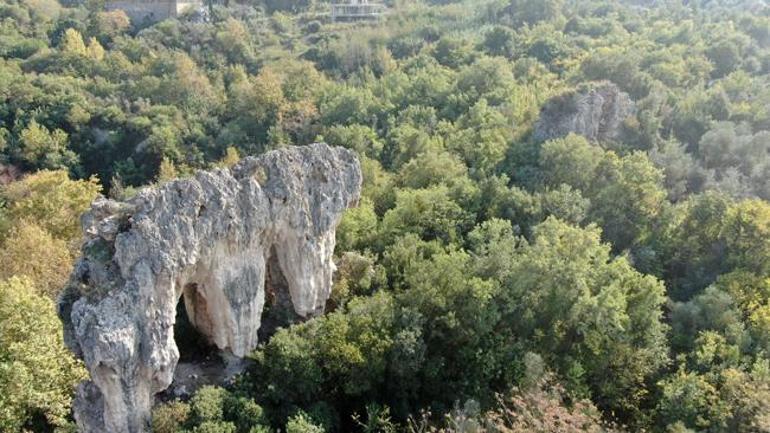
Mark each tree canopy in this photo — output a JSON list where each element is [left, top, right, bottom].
[[2, 0, 770, 431]]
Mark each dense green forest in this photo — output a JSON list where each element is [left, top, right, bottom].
[[2, 0, 770, 431]]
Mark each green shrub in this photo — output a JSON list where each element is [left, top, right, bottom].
[[152, 401, 191, 433], [285, 412, 325, 433], [191, 386, 230, 423], [224, 395, 268, 432], [192, 420, 237, 433]]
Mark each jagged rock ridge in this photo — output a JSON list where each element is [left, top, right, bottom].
[[533, 81, 636, 143], [58, 144, 362, 433]]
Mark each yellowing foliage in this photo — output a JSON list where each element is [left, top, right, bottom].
[[86, 37, 105, 61], [724, 199, 770, 275], [0, 221, 72, 298], [60, 28, 86, 56], [156, 157, 179, 184], [0, 276, 87, 431], [2, 170, 101, 247], [18, 120, 68, 165], [216, 146, 241, 168]]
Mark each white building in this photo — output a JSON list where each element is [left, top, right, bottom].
[[105, 0, 202, 24], [330, 0, 384, 22]]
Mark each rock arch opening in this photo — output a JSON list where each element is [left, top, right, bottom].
[[165, 247, 302, 401], [259, 245, 304, 341], [174, 284, 217, 363]]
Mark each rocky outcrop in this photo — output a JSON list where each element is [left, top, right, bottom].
[[533, 81, 635, 143], [58, 144, 361, 433]]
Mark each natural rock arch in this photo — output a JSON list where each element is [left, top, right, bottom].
[[58, 144, 362, 433]]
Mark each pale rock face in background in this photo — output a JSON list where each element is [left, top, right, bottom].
[[533, 81, 636, 144], [58, 143, 362, 433]]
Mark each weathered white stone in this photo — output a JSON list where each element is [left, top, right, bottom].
[[533, 81, 636, 144], [59, 144, 361, 433]]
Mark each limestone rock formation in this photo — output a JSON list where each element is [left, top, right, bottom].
[[58, 143, 362, 433], [533, 81, 636, 143]]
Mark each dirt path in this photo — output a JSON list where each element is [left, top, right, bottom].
[[156, 352, 251, 402]]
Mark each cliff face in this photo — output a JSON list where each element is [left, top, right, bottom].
[[58, 144, 362, 433], [533, 81, 636, 143]]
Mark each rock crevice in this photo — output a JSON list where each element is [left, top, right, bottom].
[[59, 144, 362, 433]]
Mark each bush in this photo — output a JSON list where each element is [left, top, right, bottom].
[[193, 420, 237, 433], [152, 401, 191, 433], [286, 412, 325, 433], [480, 375, 621, 433], [191, 386, 230, 423], [224, 395, 268, 432], [304, 21, 321, 34]]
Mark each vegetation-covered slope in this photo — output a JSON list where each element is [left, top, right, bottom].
[[1, 0, 770, 431]]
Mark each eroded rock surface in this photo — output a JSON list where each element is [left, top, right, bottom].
[[58, 143, 361, 433], [533, 81, 636, 143]]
